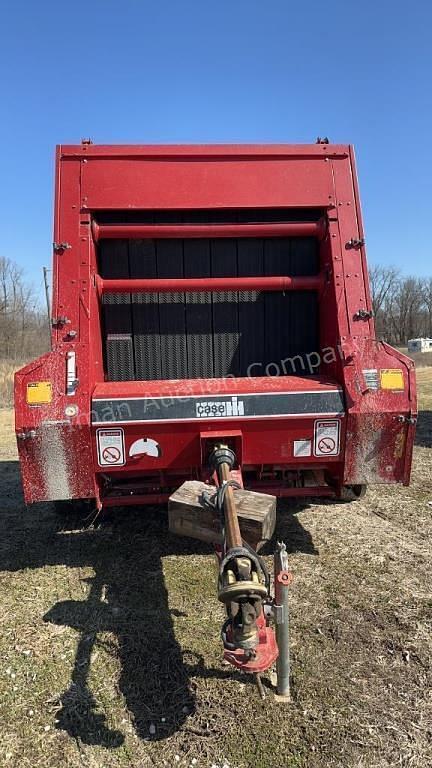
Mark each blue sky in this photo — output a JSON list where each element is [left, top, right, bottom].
[[1, 0, 431, 300]]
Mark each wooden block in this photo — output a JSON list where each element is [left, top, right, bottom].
[[168, 480, 276, 551]]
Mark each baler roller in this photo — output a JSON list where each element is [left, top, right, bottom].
[[92, 219, 326, 242]]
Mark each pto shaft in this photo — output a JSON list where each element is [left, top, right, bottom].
[[218, 459, 242, 550]]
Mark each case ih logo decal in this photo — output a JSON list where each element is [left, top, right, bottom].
[[92, 390, 345, 424], [196, 396, 245, 418]]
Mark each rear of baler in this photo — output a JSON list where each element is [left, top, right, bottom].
[[15, 143, 416, 508]]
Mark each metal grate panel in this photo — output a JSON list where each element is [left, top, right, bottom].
[[98, 236, 319, 381], [99, 240, 135, 381]]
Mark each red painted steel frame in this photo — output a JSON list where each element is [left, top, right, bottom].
[[102, 487, 336, 507], [92, 220, 326, 241], [96, 275, 324, 295], [14, 143, 416, 506]]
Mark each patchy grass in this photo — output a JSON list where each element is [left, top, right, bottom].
[[397, 347, 432, 369], [417, 367, 432, 408], [0, 379, 431, 768]]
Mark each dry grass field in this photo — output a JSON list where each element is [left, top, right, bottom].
[[0, 370, 431, 768], [0, 360, 21, 408]]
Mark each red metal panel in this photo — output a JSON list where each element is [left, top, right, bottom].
[[330, 155, 373, 340], [81, 156, 336, 210], [342, 340, 416, 485], [90, 418, 346, 475], [92, 374, 340, 399], [14, 354, 97, 503], [348, 146, 374, 320]]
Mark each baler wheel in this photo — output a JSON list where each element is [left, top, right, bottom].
[[339, 484, 367, 502], [52, 498, 95, 519]]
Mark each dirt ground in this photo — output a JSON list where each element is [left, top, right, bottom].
[[0, 371, 431, 768]]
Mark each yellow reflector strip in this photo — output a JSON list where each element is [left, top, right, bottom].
[[380, 369, 404, 391], [26, 381, 52, 405]]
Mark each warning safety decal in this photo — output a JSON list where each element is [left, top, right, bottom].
[[97, 428, 125, 467], [314, 419, 340, 457]]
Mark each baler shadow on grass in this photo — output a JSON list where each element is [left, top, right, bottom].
[[415, 367, 432, 448], [415, 409, 432, 448], [0, 458, 316, 749]]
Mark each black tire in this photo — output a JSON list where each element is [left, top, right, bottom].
[[52, 498, 95, 517], [338, 484, 367, 502]]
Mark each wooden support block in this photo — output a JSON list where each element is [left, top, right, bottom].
[[168, 480, 276, 551]]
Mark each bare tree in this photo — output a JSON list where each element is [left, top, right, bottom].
[[369, 265, 431, 345], [369, 265, 402, 341], [421, 278, 432, 338], [390, 277, 424, 344], [0, 256, 48, 362], [369, 264, 400, 318]]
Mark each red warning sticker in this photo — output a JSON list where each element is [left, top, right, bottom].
[[314, 420, 340, 457], [97, 428, 125, 467]]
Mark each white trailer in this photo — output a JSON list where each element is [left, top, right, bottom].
[[408, 338, 432, 353]]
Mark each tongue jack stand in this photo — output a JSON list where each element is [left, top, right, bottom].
[[273, 541, 292, 701]]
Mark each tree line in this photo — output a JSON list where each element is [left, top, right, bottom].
[[370, 266, 432, 345], [0, 256, 49, 362]]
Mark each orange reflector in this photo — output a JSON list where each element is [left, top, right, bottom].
[[380, 369, 404, 391], [26, 381, 52, 405]]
